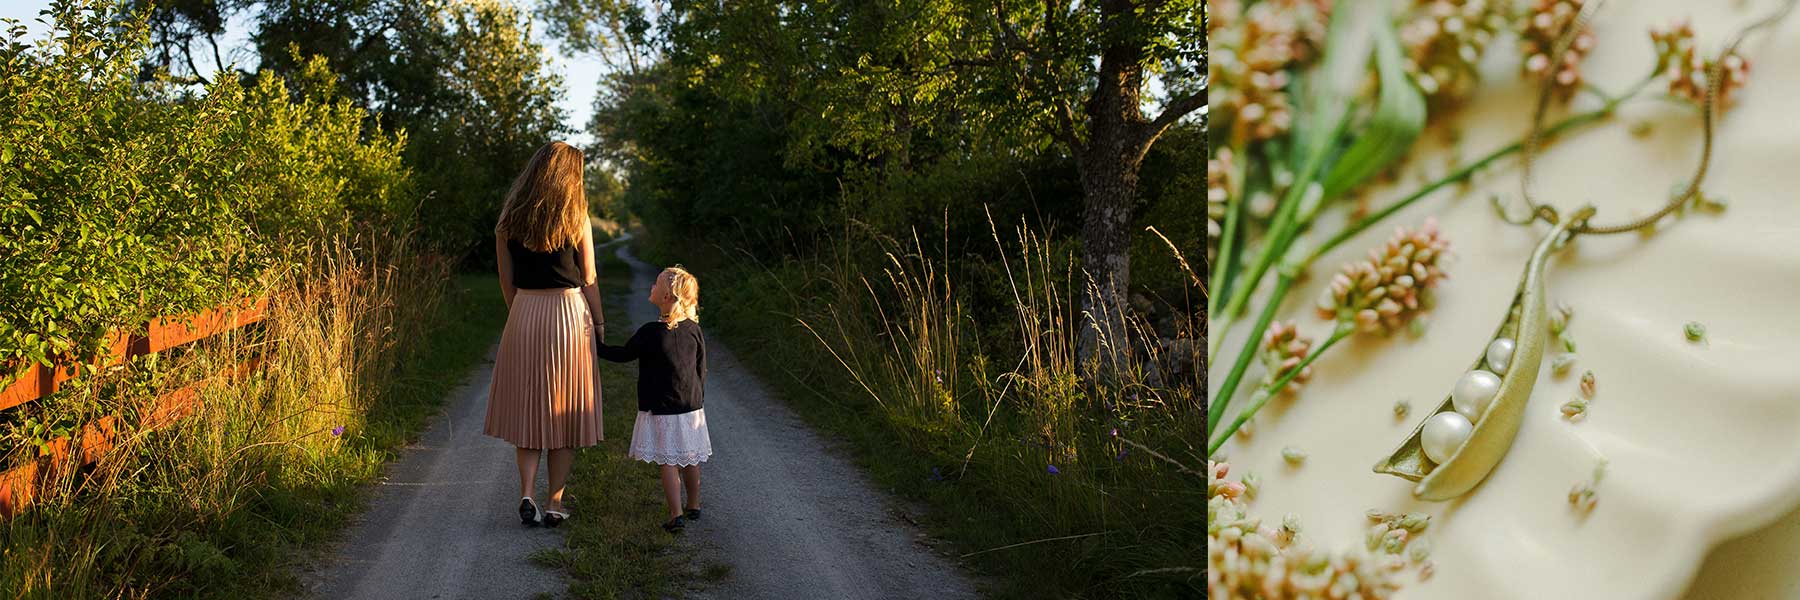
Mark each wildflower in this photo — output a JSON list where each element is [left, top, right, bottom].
[[928, 467, 944, 482], [1398, 0, 1515, 103], [1652, 20, 1752, 110], [1047, 464, 1060, 475], [331, 425, 345, 437], [1259, 321, 1315, 393], [1317, 218, 1452, 334], [1115, 449, 1130, 462], [1519, 0, 1596, 101], [1110, 427, 1119, 437], [1209, 149, 1236, 261]]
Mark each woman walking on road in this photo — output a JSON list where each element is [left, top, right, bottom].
[[484, 141, 604, 528]]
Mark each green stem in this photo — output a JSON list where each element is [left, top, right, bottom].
[[1205, 74, 1655, 449], [1205, 274, 1294, 440], [1210, 144, 1328, 357], [1304, 101, 1626, 268], [1210, 323, 1355, 455], [1207, 144, 1250, 316]]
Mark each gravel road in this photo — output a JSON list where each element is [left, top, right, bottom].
[[611, 244, 981, 600], [302, 344, 567, 599], [302, 239, 980, 599]]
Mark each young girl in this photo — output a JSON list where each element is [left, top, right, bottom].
[[485, 141, 605, 528], [596, 266, 711, 532]]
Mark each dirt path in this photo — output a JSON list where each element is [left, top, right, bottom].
[[302, 344, 567, 599], [612, 244, 981, 600], [302, 238, 979, 599]]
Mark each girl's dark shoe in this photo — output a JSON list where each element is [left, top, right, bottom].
[[684, 507, 702, 521], [661, 515, 685, 533], [543, 510, 569, 528], [519, 497, 541, 526]]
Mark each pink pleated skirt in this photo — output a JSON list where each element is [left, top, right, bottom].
[[484, 287, 603, 449]]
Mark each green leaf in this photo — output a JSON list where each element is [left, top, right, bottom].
[[1320, 15, 1428, 200]]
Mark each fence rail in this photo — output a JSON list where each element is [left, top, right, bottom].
[[0, 296, 270, 518]]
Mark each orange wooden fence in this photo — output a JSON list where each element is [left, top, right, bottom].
[[0, 296, 270, 518]]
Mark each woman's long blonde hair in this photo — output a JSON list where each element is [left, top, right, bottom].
[[661, 266, 699, 329], [496, 141, 588, 252]]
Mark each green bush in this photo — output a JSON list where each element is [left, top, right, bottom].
[[0, 0, 413, 380]]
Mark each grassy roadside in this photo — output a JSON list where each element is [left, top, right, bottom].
[[637, 233, 1203, 599], [534, 245, 719, 599], [1, 250, 508, 598]]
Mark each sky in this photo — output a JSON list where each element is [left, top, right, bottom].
[[0, 0, 604, 146]]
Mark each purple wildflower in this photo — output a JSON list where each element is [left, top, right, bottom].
[[1116, 449, 1130, 461], [928, 467, 944, 482], [331, 425, 345, 437], [1110, 427, 1119, 437], [1047, 464, 1060, 475]]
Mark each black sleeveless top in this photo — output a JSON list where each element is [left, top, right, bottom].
[[508, 238, 585, 289]]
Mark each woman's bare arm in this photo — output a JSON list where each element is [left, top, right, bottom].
[[496, 234, 517, 309], [578, 223, 605, 338]]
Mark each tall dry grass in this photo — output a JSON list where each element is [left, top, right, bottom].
[[0, 230, 479, 598], [736, 210, 1203, 597]]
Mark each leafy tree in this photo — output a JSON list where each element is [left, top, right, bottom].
[[126, 0, 249, 84], [2, 0, 412, 379], [543, 0, 1201, 359], [251, 0, 568, 261]]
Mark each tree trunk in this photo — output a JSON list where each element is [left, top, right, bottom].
[[1074, 0, 1152, 370], [1076, 146, 1140, 371]]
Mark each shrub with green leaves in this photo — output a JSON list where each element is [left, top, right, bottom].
[[0, 0, 413, 381]]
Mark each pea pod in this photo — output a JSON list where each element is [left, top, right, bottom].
[[1373, 206, 1592, 500]]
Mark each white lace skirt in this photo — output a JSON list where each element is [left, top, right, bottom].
[[627, 409, 712, 466]]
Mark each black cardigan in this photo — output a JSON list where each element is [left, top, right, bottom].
[[596, 320, 706, 415]]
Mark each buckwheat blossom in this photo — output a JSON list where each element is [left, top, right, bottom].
[[1399, 0, 1515, 103], [1259, 320, 1315, 393], [1208, 148, 1236, 261], [1519, 0, 1596, 101], [1316, 218, 1452, 335], [1209, 0, 1331, 146], [1209, 461, 1420, 598], [1651, 20, 1751, 110]]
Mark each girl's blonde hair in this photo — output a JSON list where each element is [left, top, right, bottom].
[[496, 141, 588, 252], [661, 266, 699, 329]]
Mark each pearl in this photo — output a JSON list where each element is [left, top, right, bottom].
[[1486, 338, 1516, 373], [1452, 369, 1502, 420], [1421, 411, 1474, 464]]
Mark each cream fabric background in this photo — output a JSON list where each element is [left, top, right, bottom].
[[1210, 1, 1800, 597]]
